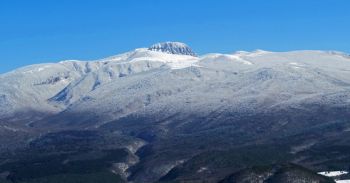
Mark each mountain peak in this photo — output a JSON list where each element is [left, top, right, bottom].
[[148, 42, 198, 57]]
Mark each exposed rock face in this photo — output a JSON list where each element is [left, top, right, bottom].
[[148, 42, 199, 56]]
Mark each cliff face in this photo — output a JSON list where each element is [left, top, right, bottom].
[[148, 42, 199, 56]]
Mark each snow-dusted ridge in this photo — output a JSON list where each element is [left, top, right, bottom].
[[231, 49, 273, 56], [1, 42, 350, 125], [105, 48, 201, 70]]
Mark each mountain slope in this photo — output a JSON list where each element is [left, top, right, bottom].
[[2, 43, 350, 129], [2, 42, 350, 182], [34, 49, 350, 131]]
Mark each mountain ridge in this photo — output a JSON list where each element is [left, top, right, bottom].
[[2, 43, 350, 182], [1, 42, 350, 126]]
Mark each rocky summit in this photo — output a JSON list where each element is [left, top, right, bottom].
[[148, 42, 199, 56]]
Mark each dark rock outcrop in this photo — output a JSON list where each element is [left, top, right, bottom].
[[148, 42, 198, 56]]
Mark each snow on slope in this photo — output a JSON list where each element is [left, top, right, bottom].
[[1, 42, 350, 127], [318, 171, 348, 177], [0, 43, 202, 122], [48, 48, 202, 108], [37, 49, 350, 129], [0, 56, 123, 122]]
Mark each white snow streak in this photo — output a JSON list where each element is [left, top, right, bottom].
[[336, 180, 350, 183], [128, 52, 200, 69], [21, 66, 51, 74], [226, 55, 253, 65], [318, 171, 348, 177]]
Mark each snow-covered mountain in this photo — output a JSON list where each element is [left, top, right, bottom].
[[0, 58, 107, 123], [1, 42, 350, 130]]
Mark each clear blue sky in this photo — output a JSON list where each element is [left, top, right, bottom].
[[1, 0, 350, 74]]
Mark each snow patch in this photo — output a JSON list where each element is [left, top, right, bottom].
[[22, 66, 51, 74], [58, 60, 80, 64], [204, 53, 253, 65], [336, 180, 350, 183], [129, 54, 200, 69], [318, 171, 348, 177], [226, 55, 253, 65], [246, 49, 272, 57], [197, 167, 208, 173], [231, 51, 250, 56]]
